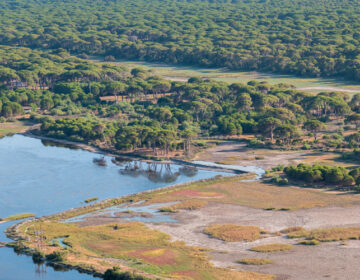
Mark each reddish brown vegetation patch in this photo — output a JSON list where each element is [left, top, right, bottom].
[[129, 248, 176, 265]]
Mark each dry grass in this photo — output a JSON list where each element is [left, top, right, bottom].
[[85, 197, 98, 203], [280, 227, 305, 234], [288, 227, 360, 242], [237, 258, 273, 265], [20, 220, 273, 280], [143, 175, 360, 210], [2, 213, 35, 221], [250, 243, 293, 253], [204, 224, 267, 242], [298, 240, 321, 246], [160, 200, 208, 213]]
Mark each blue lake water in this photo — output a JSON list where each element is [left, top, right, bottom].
[[0, 134, 229, 280]]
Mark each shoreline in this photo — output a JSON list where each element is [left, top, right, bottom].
[[1, 133, 258, 279], [21, 132, 244, 174], [8, 173, 246, 230], [4, 173, 249, 279]]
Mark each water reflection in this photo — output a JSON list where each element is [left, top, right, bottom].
[[117, 161, 187, 183], [178, 166, 198, 177], [35, 263, 47, 277], [93, 156, 107, 166], [41, 139, 80, 150]]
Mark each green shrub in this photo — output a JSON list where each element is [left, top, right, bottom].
[[104, 267, 150, 280], [46, 251, 66, 262], [284, 163, 358, 187]]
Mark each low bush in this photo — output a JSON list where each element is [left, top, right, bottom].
[[237, 258, 273, 265], [298, 240, 320, 246], [269, 176, 288, 186], [85, 197, 99, 203], [288, 227, 360, 242], [204, 224, 267, 242], [250, 243, 293, 252], [104, 267, 150, 280], [280, 227, 305, 234], [32, 251, 46, 263], [46, 251, 66, 262], [284, 163, 359, 187]]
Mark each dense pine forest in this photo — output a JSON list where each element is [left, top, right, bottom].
[[4, 2, 360, 279], [0, 0, 359, 159], [1, 0, 360, 80]]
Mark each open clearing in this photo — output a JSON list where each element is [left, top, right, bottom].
[[193, 141, 352, 169], [89, 57, 360, 93]]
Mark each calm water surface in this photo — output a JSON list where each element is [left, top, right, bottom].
[[0, 134, 228, 280]]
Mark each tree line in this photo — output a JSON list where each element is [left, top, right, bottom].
[[33, 75, 360, 155]]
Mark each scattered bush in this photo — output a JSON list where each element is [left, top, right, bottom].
[[237, 258, 273, 265], [298, 240, 320, 246], [204, 224, 267, 242], [280, 227, 305, 234], [250, 243, 293, 252], [287, 227, 360, 242]]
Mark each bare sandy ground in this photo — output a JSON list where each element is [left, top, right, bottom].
[[212, 241, 360, 280], [194, 142, 310, 170], [146, 203, 360, 280]]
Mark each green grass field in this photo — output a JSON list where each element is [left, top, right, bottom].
[[89, 57, 360, 93]]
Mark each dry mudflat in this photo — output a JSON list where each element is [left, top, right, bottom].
[[194, 141, 330, 170], [76, 198, 360, 280], [64, 141, 360, 279], [148, 203, 360, 280]]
